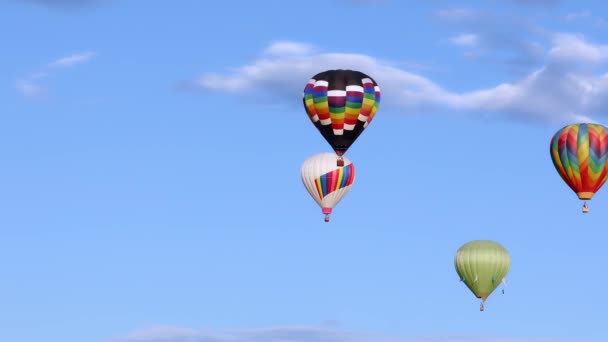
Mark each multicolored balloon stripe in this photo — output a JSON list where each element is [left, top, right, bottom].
[[314, 163, 355, 199]]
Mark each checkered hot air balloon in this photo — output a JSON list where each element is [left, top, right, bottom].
[[550, 123, 608, 213], [301, 153, 355, 222], [302, 70, 381, 167]]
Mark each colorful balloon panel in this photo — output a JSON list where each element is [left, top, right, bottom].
[[303, 69, 381, 155], [315, 163, 355, 200], [550, 123, 608, 200]]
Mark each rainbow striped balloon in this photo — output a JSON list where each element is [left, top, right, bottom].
[[550, 123, 608, 200], [302, 69, 381, 155]]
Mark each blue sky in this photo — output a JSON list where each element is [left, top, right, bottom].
[[2, 0, 608, 341]]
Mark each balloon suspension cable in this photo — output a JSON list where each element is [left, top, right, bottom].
[[336, 156, 344, 167], [324, 214, 330, 222], [582, 201, 589, 213]]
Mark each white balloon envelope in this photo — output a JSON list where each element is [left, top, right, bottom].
[[300, 153, 356, 222]]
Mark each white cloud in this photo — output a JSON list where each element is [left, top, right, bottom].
[[115, 326, 200, 341], [435, 7, 549, 71], [15, 51, 96, 99], [264, 41, 316, 56], [112, 325, 575, 342], [435, 8, 479, 21], [549, 34, 608, 63], [14, 79, 45, 98], [449, 34, 479, 47], [562, 11, 608, 29], [564, 10, 591, 21], [507, 0, 561, 6], [20, 0, 107, 9], [335, 0, 390, 5], [188, 35, 608, 124], [14, 71, 54, 98], [48, 51, 96, 68]]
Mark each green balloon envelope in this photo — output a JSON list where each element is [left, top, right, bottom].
[[454, 240, 510, 303]]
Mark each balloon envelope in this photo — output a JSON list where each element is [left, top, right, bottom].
[[454, 240, 510, 302], [301, 153, 355, 221], [550, 123, 608, 200], [302, 69, 381, 156]]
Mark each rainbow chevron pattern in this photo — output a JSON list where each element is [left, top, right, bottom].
[[302, 69, 381, 154], [314, 163, 355, 199], [550, 123, 608, 198]]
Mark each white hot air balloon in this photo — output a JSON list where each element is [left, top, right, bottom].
[[301, 153, 356, 222]]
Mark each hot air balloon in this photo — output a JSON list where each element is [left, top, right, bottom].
[[454, 240, 510, 312], [550, 123, 608, 213], [302, 69, 381, 167], [301, 153, 355, 222]]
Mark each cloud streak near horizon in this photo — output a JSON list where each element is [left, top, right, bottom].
[[112, 325, 574, 342], [18, 0, 106, 9]]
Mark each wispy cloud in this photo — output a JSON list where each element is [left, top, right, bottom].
[[562, 10, 607, 28], [435, 8, 479, 21], [48, 51, 96, 68], [14, 79, 46, 98], [112, 325, 575, 342], [186, 33, 608, 124], [19, 0, 107, 9], [449, 33, 479, 47], [334, 0, 390, 5], [264, 41, 316, 56], [14, 51, 96, 99], [506, 0, 561, 6], [549, 34, 608, 64], [435, 8, 549, 72], [565, 10, 591, 21]]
